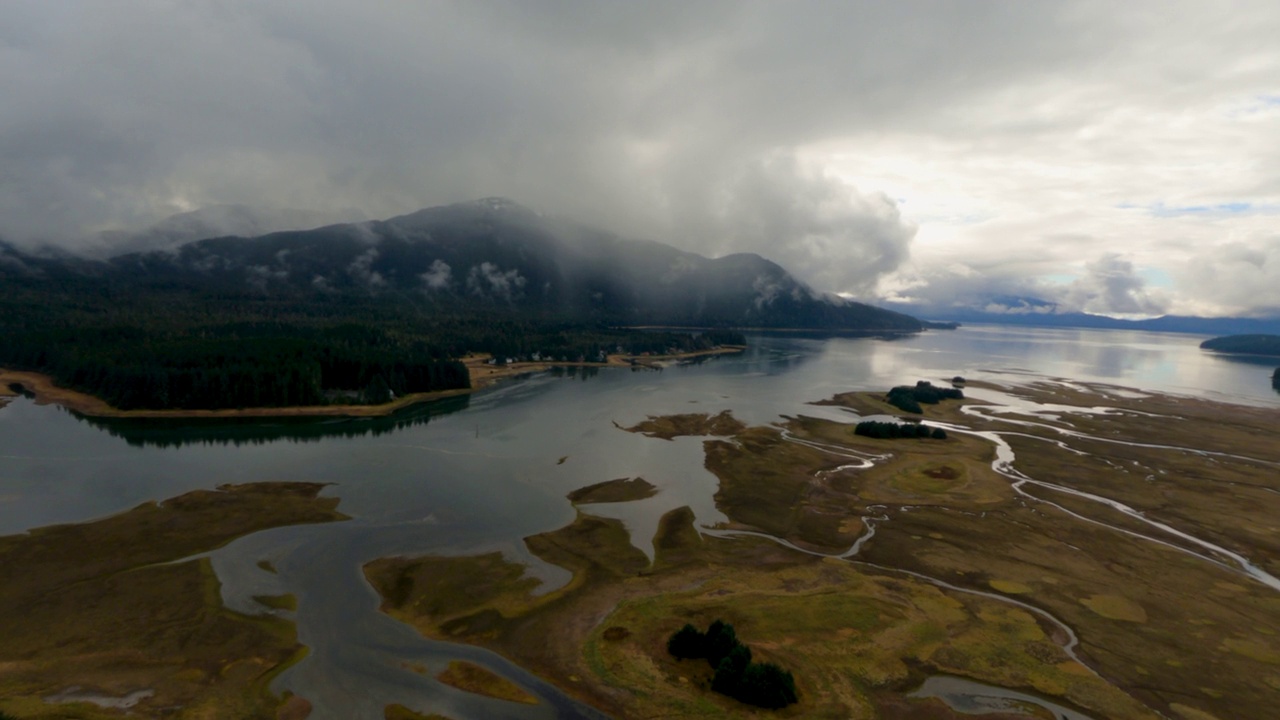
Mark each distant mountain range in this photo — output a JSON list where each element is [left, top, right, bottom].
[[2, 198, 921, 332], [885, 301, 1280, 337]]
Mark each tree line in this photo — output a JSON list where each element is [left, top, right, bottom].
[[0, 278, 747, 411], [855, 420, 947, 440]]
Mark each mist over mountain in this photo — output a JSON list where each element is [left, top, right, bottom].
[[81, 205, 368, 258], [4, 198, 919, 332]]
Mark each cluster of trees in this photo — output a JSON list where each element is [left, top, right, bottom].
[[484, 328, 745, 364], [2, 321, 469, 410], [886, 380, 964, 413], [855, 420, 947, 440], [667, 620, 798, 709]]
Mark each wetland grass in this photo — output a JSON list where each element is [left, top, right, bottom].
[[367, 383, 1280, 719], [566, 477, 658, 504], [435, 661, 538, 704], [0, 483, 347, 719]]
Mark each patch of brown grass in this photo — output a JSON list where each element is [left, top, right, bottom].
[[0, 482, 346, 719], [567, 477, 658, 504], [435, 661, 538, 705], [625, 410, 746, 440]]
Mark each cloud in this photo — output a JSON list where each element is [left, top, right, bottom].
[[466, 262, 525, 300], [887, 252, 1168, 318], [714, 155, 915, 297], [245, 264, 288, 292], [420, 259, 452, 291], [0, 2, 1278, 316], [1173, 239, 1280, 317], [1063, 254, 1168, 317], [346, 247, 385, 288]]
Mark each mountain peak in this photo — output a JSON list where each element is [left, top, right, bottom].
[[467, 197, 532, 213]]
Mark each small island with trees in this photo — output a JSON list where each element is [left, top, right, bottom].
[[885, 380, 964, 414], [1199, 333, 1280, 357]]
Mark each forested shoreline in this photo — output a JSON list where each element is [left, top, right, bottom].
[[0, 279, 744, 411]]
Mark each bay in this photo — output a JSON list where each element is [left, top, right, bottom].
[[1, 324, 1275, 718]]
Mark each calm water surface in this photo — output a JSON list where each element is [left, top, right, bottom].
[[1, 325, 1275, 718]]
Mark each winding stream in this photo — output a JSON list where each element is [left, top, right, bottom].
[[2, 325, 1277, 718]]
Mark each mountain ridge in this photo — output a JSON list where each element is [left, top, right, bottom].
[[9, 198, 921, 332], [886, 303, 1280, 336]]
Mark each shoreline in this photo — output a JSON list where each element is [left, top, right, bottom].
[[0, 346, 744, 421]]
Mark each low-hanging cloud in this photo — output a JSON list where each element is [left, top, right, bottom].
[[0, 4, 1096, 262], [1064, 253, 1167, 317], [346, 247, 385, 288], [420, 259, 452, 291], [1, 2, 1278, 316], [716, 155, 915, 297], [888, 252, 1168, 318], [466, 262, 526, 301]]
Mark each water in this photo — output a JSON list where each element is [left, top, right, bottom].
[[1, 325, 1276, 718], [909, 675, 1096, 719]]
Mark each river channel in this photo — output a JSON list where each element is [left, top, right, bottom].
[[1, 325, 1277, 718]]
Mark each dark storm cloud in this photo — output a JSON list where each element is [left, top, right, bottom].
[[2, 1, 1278, 312], [0, 2, 1088, 288]]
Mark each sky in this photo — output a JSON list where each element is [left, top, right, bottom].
[[2, 1, 1278, 318]]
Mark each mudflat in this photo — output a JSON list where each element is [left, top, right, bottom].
[[0, 482, 347, 719], [366, 380, 1280, 720]]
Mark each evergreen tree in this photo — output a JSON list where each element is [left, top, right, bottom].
[[737, 662, 798, 709], [711, 643, 752, 696], [666, 623, 707, 660], [705, 620, 739, 668], [363, 375, 392, 404]]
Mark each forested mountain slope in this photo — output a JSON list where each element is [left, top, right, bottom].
[[0, 199, 919, 410], [87, 198, 918, 331]]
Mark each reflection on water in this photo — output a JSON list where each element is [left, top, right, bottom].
[[74, 395, 471, 448], [2, 325, 1278, 718], [910, 675, 1095, 720]]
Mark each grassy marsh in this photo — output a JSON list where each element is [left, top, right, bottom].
[[0, 482, 346, 719], [625, 410, 746, 440], [435, 661, 538, 705], [567, 477, 659, 504], [368, 381, 1279, 719]]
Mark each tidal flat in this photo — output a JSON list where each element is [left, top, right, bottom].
[[0, 483, 347, 719], [366, 381, 1280, 720]]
